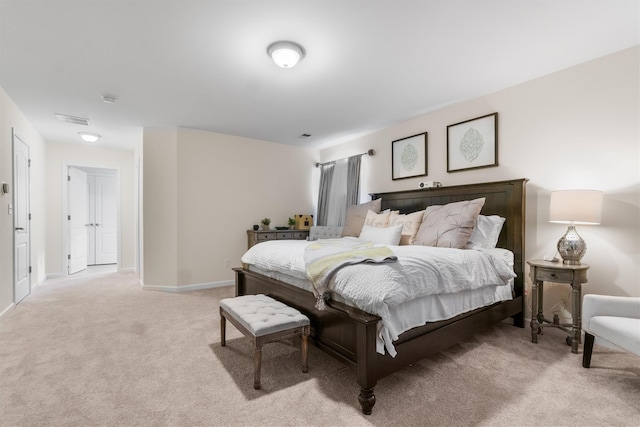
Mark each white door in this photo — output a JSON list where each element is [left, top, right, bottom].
[[13, 131, 30, 303], [94, 175, 117, 264], [86, 176, 96, 265], [68, 167, 88, 274]]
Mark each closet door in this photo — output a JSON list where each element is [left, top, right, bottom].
[[95, 175, 117, 264], [86, 176, 96, 265]]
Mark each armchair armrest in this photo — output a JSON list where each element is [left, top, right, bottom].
[[309, 226, 344, 240], [582, 294, 640, 331]]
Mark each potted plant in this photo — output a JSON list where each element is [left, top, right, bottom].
[[261, 218, 271, 230], [288, 217, 296, 229]]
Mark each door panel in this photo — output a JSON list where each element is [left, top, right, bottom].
[[68, 167, 88, 274], [95, 175, 117, 264], [13, 131, 30, 303], [86, 176, 96, 265]]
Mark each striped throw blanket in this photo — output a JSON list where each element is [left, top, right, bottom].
[[304, 238, 397, 310]]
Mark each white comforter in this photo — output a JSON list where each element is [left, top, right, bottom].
[[241, 238, 516, 355]]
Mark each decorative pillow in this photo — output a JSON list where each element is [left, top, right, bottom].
[[363, 209, 391, 228], [466, 215, 506, 249], [388, 210, 424, 245], [342, 199, 382, 237], [359, 224, 403, 246], [413, 198, 485, 248]]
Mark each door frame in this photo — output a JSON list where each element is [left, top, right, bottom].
[[61, 163, 121, 275]]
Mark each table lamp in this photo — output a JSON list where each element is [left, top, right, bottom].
[[549, 189, 603, 265]]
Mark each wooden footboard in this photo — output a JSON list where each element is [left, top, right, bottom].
[[235, 178, 527, 414], [235, 267, 523, 414]]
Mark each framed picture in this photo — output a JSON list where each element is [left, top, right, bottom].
[[447, 113, 498, 173], [392, 132, 427, 180]]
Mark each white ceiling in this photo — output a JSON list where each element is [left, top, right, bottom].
[[0, 0, 638, 152]]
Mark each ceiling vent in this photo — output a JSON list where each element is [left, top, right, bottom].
[[55, 113, 90, 126]]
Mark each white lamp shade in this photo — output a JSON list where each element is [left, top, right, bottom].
[[549, 189, 603, 225], [267, 41, 305, 68]]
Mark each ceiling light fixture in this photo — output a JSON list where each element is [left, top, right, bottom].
[[102, 95, 117, 103], [267, 41, 305, 68], [79, 132, 101, 143]]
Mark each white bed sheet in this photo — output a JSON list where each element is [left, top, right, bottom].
[[243, 240, 515, 356]]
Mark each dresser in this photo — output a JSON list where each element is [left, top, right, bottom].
[[247, 229, 309, 249]]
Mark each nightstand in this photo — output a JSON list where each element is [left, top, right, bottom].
[[247, 229, 309, 249], [528, 259, 589, 353]]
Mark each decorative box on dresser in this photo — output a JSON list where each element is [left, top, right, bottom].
[[247, 229, 309, 249]]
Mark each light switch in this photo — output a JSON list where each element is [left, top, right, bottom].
[[8, 204, 12, 215]]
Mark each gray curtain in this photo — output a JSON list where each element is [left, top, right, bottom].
[[317, 154, 363, 226], [346, 154, 361, 206], [316, 163, 334, 226]]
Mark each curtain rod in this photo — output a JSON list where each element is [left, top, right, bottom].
[[314, 149, 376, 168]]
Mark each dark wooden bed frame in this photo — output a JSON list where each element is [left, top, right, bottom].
[[234, 178, 528, 414]]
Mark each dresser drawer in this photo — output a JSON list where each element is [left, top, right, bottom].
[[291, 231, 308, 240], [276, 231, 293, 239], [535, 267, 574, 282], [256, 232, 277, 242]]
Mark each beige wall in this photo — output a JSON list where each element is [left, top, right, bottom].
[[44, 142, 137, 276], [0, 86, 47, 315], [142, 127, 316, 289], [320, 46, 640, 314]]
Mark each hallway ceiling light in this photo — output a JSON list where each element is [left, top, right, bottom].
[[267, 41, 305, 68], [79, 132, 101, 143]]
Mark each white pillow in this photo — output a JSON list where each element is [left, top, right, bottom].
[[466, 215, 506, 249], [359, 224, 403, 246]]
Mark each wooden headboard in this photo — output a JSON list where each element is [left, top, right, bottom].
[[370, 178, 528, 298]]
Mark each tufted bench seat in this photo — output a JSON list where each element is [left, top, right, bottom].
[[219, 294, 310, 389]]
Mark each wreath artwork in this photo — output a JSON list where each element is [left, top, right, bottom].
[[401, 143, 418, 171], [392, 132, 427, 180], [447, 113, 497, 172], [459, 127, 484, 162]]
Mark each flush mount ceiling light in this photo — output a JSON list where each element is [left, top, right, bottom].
[[267, 41, 305, 68], [79, 132, 101, 143]]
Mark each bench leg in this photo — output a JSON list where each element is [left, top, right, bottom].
[[301, 333, 309, 373], [254, 344, 262, 389], [220, 313, 226, 346]]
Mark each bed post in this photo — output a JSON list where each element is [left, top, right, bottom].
[[356, 320, 378, 415]]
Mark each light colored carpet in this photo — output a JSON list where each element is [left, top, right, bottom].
[[1, 271, 638, 426]]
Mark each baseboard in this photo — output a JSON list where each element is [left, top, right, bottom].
[[0, 302, 15, 319], [46, 273, 66, 279], [140, 279, 234, 293]]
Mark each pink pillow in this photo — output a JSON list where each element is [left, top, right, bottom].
[[342, 199, 382, 237], [413, 198, 485, 248]]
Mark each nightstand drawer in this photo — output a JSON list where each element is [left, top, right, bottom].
[[535, 267, 574, 282], [256, 232, 276, 242], [276, 232, 293, 239]]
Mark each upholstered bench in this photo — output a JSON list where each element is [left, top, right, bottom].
[[219, 294, 310, 389]]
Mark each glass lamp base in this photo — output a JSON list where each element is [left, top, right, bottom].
[[557, 225, 586, 265]]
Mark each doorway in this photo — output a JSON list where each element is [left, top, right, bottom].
[[65, 166, 119, 275]]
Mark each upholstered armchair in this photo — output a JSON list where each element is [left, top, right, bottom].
[[582, 294, 640, 368]]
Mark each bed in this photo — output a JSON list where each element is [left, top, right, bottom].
[[233, 178, 527, 414]]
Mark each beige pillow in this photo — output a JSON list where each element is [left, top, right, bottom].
[[342, 199, 382, 237], [363, 209, 391, 229], [413, 198, 485, 248], [389, 210, 424, 245]]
